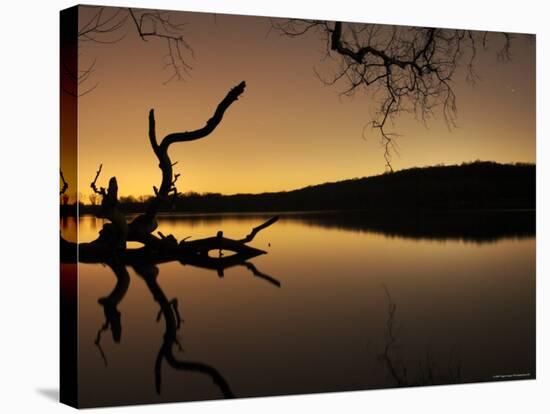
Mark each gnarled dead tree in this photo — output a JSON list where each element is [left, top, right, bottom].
[[60, 82, 280, 398], [273, 20, 514, 171], [128, 80, 247, 246], [90, 164, 128, 249], [62, 81, 278, 270]]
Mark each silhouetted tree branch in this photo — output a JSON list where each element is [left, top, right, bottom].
[[273, 20, 514, 171], [89, 164, 128, 248], [238, 216, 279, 243], [128, 81, 247, 245], [80, 82, 250, 251], [60, 84, 279, 364], [60, 170, 68, 196], [127, 8, 194, 84], [63, 6, 193, 96]]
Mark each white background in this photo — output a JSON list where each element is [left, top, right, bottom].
[[0, 0, 547, 412]]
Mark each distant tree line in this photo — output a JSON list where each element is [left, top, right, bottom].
[[64, 161, 535, 216]]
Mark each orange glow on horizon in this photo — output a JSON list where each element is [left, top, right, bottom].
[[64, 8, 536, 201]]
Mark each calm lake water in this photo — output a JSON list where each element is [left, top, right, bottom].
[[61, 211, 535, 407]]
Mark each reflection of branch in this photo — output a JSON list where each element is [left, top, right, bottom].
[[241, 262, 281, 287], [379, 285, 406, 386], [132, 262, 235, 398], [156, 298, 183, 329], [94, 260, 131, 366], [94, 323, 109, 366], [378, 285, 462, 387], [65, 221, 277, 397]]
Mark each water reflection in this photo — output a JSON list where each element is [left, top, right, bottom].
[[69, 241, 280, 402], [378, 285, 462, 387], [147, 210, 535, 244], [62, 210, 535, 406], [94, 260, 129, 365], [132, 261, 235, 398]]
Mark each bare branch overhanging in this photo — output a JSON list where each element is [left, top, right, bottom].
[[65, 5, 193, 97], [272, 19, 513, 171]]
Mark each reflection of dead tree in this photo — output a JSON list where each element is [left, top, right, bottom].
[[240, 262, 280, 287], [378, 285, 461, 387], [81, 250, 279, 397], [379, 285, 406, 386], [94, 259, 130, 366], [273, 20, 516, 171], [133, 262, 235, 397]]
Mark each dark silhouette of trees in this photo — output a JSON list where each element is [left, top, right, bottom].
[[273, 20, 516, 170], [88, 193, 99, 206], [79, 162, 535, 216]]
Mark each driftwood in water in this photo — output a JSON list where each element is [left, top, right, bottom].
[[61, 216, 279, 278]]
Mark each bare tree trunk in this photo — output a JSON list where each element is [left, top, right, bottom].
[[128, 81, 247, 246]]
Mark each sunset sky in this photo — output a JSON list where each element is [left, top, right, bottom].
[[64, 6, 535, 201]]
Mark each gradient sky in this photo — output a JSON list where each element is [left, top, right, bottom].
[[69, 7, 535, 200]]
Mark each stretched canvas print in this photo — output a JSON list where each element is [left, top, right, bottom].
[[60, 4, 536, 408]]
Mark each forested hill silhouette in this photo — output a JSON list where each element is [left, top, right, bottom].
[[76, 161, 535, 215]]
